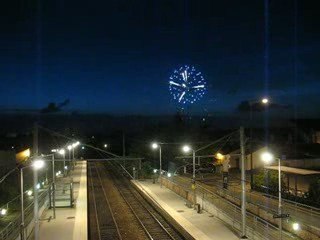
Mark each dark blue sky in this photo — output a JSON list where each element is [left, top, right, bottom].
[[0, 0, 319, 116]]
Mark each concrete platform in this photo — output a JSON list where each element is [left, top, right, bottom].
[[37, 161, 87, 240], [132, 179, 239, 240]]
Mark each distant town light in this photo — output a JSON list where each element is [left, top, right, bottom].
[[261, 98, 269, 104], [104, 144, 108, 148], [81, 146, 85, 150], [153, 169, 157, 173], [64, 166, 68, 170], [67, 145, 72, 150], [27, 190, 33, 196], [36, 183, 40, 189], [51, 149, 57, 153], [292, 222, 300, 231], [167, 173, 172, 177], [0, 208, 7, 216], [216, 152, 225, 160], [59, 149, 65, 155]]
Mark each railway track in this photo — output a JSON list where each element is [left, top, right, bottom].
[[88, 162, 122, 240], [106, 163, 185, 240]]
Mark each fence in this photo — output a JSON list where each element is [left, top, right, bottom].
[[161, 175, 301, 240], [0, 189, 48, 240]]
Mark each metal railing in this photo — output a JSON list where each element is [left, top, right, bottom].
[[162, 175, 299, 240], [0, 189, 48, 240]]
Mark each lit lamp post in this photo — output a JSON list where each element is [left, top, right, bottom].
[[59, 149, 66, 175], [151, 142, 162, 187], [71, 141, 80, 169], [67, 145, 72, 170], [182, 145, 196, 206], [32, 159, 45, 240], [260, 151, 283, 240], [249, 97, 269, 189]]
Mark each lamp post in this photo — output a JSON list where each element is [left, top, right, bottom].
[[182, 145, 196, 205], [59, 149, 66, 175], [67, 145, 72, 170], [261, 151, 282, 240], [249, 97, 269, 189], [32, 159, 45, 240], [151, 142, 162, 187]]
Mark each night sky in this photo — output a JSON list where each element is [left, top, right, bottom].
[[0, 0, 319, 116]]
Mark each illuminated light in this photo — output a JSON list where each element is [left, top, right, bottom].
[[27, 190, 33, 196], [33, 160, 45, 170], [182, 145, 191, 153], [16, 149, 31, 162], [216, 153, 225, 160], [41, 181, 45, 186], [81, 146, 85, 150], [51, 149, 57, 153], [151, 143, 159, 149], [56, 172, 59, 176], [104, 144, 107, 148], [0, 208, 7, 216], [167, 173, 172, 177], [36, 183, 40, 189], [261, 98, 269, 104], [58, 171, 61, 175], [67, 145, 72, 150], [59, 149, 65, 155], [64, 166, 68, 170], [261, 152, 274, 164], [72, 143, 77, 148], [153, 169, 157, 173], [292, 222, 300, 231]]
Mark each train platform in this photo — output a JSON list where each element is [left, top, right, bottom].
[[36, 161, 87, 240], [132, 179, 239, 240]]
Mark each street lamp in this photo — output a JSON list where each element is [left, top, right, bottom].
[[249, 97, 270, 189], [260, 151, 283, 240], [104, 144, 108, 148], [182, 145, 196, 205], [67, 145, 73, 170], [32, 160, 45, 170], [20, 159, 45, 240], [151, 142, 162, 187], [59, 149, 66, 175], [261, 98, 269, 104]]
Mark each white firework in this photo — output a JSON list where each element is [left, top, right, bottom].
[[169, 65, 206, 105]]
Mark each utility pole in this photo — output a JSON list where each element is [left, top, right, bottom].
[[122, 132, 126, 167], [20, 168, 25, 240], [33, 123, 39, 240], [52, 155, 56, 219], [240, 126, 247, 239]]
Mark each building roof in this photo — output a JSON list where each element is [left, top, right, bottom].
[[264, 166, 320, 175]]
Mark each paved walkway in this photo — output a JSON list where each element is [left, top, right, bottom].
[[132, 180, 239, 240], [36, 161, 87, 240]]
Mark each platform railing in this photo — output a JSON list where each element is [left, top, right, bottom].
[[0, 189, 48, 240], [162, 174, 298, 240]]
